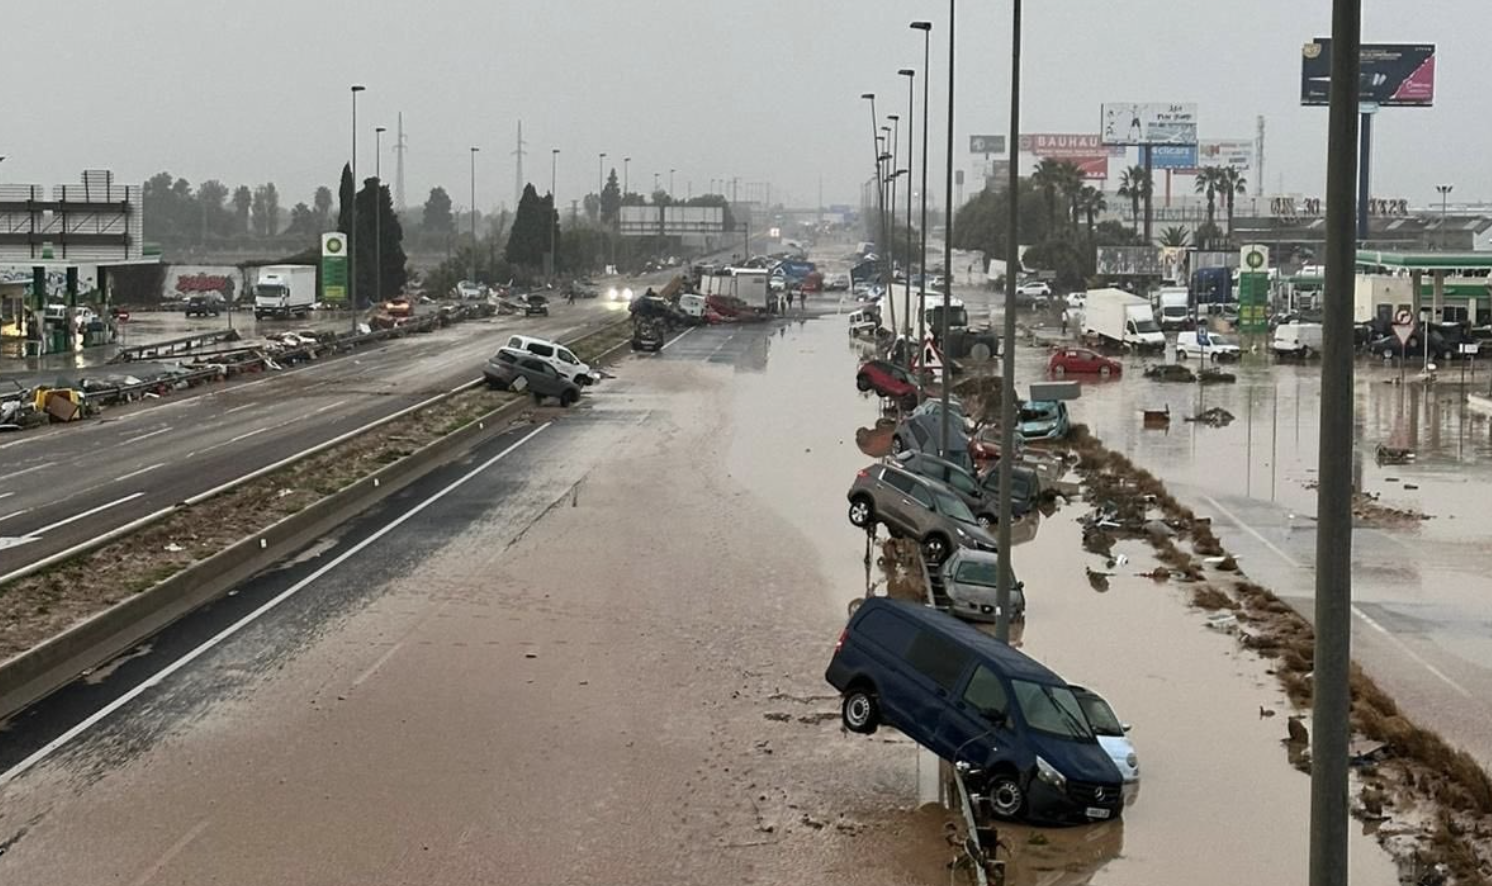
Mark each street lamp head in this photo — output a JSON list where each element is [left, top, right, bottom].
[[899, 68, 915, 77], [878, 152, 892, 162], [861, 92, 875, 100], [375, 126, 387, 133], [888, 114, 900, 122], [471, 146, 479, 153], [351, 84, 365, 93], [553, 148, 560, 155], [910, 20, 932, 31]]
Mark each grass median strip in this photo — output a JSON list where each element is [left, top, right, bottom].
[[0, 317, 635, 664]]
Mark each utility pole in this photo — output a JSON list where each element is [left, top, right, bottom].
[[470, 146, 480, 284], [1436, 184, 1453, 250], [1311, 2, 1360, 885], [349, 84, 365, 326], [994, 0, 1023, 643], [1255, 115, 1266, 199], [375, 125, 386, 308], [394, 112, 408, 213], [512, 120, 526, 208], [939, 0, 955, 462]]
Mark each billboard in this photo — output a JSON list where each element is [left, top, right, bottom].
[[1300, 39, 1435, 107], [1196, 139, 1254, 172], [969, 135, 1007, 154], [1149, 145, 1199, 170], [1100, 103, 1199, 145], [0, 171, 144, 263], [1017, 134, 1108, 179], [619, 205, 725, 236], [1096, 246, 1164, 277]]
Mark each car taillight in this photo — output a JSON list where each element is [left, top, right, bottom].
[[834, 627, 849, 652], [856, 469, 869, 478]]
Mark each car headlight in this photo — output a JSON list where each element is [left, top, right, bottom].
[[622, 288, 634, 301], [1035, 755, 1066, 791], [955, 527, 970, 540], [607, 287, 619, 299]]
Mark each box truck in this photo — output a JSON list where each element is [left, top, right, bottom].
[[1081, 288, 1165, 351], [253, 265, 316, 319]]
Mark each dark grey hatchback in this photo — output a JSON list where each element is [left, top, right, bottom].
[[483, 347, 582, 406]]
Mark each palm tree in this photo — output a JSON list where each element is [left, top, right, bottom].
[[1116, 165, 1151, 234], [1194, 166, 1222, 227], [1159, 225, 1190, 247], [1219, 167, 1248, 235], [1076, 186, 1106, 241], [1032, 158, 1066, 234], [1054, 162, 1085, 233]]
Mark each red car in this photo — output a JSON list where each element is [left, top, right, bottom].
[[856, 359, 918, 408], [1049, 347, 1121, 377]]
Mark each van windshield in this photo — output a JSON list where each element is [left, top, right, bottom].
[[1133, 317, 1161, 334], [1012, 680, 1094, 740], [1073, 691, 1125, 737]]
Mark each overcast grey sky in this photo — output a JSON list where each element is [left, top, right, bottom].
[[1, 1, 1484, 214]]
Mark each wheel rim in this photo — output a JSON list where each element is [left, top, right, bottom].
[[850, 501, 870, 526], [978, 515, 994, 529], [990, 779, 1024, 817], [925, 537, 947, 561], [845, 695, 871, 728]]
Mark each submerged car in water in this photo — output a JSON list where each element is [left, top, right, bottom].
[[1017, 400, 1071, 441], [941, 548, 1025, 622]]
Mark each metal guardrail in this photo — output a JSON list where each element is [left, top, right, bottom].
[[110, 328, 244, 363]]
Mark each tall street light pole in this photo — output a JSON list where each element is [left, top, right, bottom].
[[469, 147, 479, 283], [1436, 184, 1453, 249], [994, 0, 1023, 643], [863, 93, 891, 322], [900, 68, 916, 365], [623, 158, 630, 197], [939, 0, 955, 461], [670, 168, 676, 197], [349, 84, 365, 329], [1312, 2, 1361, 884], [551, 148, 560, 279], [598, 153, 606, 199], [374, 125, 386, 308], [912, 20, 933, 380]]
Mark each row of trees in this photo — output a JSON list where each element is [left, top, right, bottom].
[[143, 173, 337, 245]]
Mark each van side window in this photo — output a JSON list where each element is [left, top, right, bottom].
[[882, 470, 916, 495], [507, 336, 523, 348], [962, 665, 1010, 718], [907, 484, 934, 509], [905, 630, 969, 691], [527, 343, 555, 358]]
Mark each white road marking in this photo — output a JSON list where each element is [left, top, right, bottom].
[[128, 818, 212, 886], [1201, 494, 1303, 569], [228, 427, 267, 443], [311, 398, 351, 415], [0, 509, 31, 524], [9, 461, 56, 478], [29, 492, 146, 536], [0, 423, 551, 789], [224, 402, 256, 414], [123, 426, 174, 445], [1201, 494, 1474, 698], [116, 463, 166, 482], [0, 491, 13, 500], [351, 642, 407, 688], [660, 327, 695, 351]]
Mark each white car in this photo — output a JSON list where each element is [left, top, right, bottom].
[[1016, 280, 1052, 297], [1175, 330, 1241, 361], [1066, 291, 1087, 309], [505, 334, 595, 386], [454, 280, 487, 301], [768, 275, 787, 293], [1071, 685, 1139, 804]]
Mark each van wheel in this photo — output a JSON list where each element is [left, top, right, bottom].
[[575, 373, 591, 386], [841, 688, 880, 734], [922, 534, 951, 564], [847, 496, 875, 528], [560, 389, 579, 408], [856, 374, 872, 392], [988, 771, 1027, 819]]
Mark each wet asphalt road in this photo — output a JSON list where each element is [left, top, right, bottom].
[[0, 311, 953, 886], [952, 287, 1492, 771], [0, 299, 633, 576]]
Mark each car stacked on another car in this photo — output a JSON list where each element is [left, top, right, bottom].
[[856, 359, 919, 410], [483, 347, 582, 406], [846, 462, 998, 563], [505, 334, 595, 386], [942, 548, 1025, 623]]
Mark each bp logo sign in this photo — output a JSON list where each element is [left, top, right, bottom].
[[322, 232, 346, 256], [1240, 244, 1270, 271]]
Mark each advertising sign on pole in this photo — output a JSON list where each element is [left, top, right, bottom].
[[1197, 139, 1254, 171], [1300, 40, 1435, 107], [1016, 134, 1109, 179], [1149, 145, 1199, 170], [1099, 103, 1199, 145], [1095, 246, 1164, 277], [320, 232, 348, 306], [969, 135, 1007, 154]]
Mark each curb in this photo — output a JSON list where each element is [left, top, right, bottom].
[[0, 319, 636, 722]]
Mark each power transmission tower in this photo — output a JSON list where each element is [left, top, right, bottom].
[[394, 112, 408, 212], [513, 120, 527, 208]]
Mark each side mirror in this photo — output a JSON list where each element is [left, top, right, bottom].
[[1122, 723, 1133, 734]]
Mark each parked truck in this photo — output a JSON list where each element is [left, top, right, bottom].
[[1155, 287, 1191, 331], [253, 265, 316, 319], [1081, 288, 1165, 351]]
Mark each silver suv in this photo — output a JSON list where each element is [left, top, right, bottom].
[[846, 462, 999, 563], [483, 347, 582, 406]]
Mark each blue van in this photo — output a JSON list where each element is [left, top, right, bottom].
[[825, 598, 1124, 823]]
